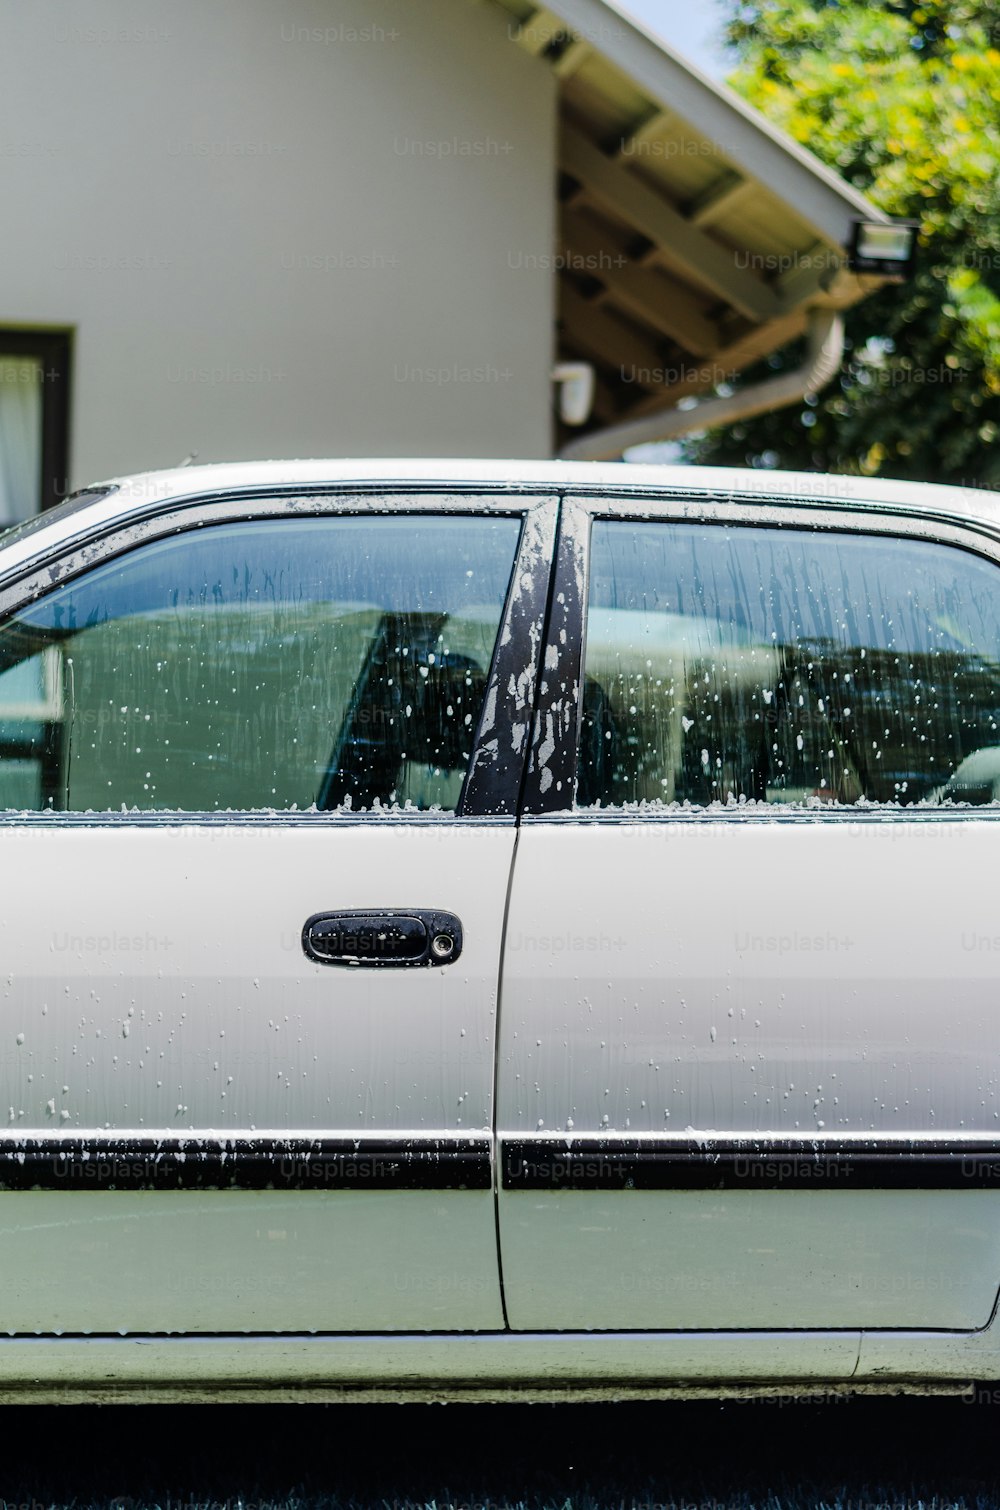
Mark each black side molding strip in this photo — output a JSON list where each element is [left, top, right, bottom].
[[0, 1137, 491, 1191], [11, 1135, 1000, 1193], [502, 1138, 1000, 1191]]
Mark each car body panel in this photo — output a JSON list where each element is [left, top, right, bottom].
[[498, 817, 1000, 1330], [0, 1328, 864, 1402], [0, 822, 510, 1332], [498, 487, 1000, 1334]]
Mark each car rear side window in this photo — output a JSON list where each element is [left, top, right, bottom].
[[0, 513, 520, 813], [577, 519, 1000, 809]]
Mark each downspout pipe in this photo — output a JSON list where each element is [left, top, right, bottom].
[[559, 309, 845, 461]]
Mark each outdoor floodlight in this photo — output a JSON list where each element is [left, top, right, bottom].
[[847, 219, 919, 280]]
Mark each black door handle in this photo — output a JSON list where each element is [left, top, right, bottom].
[[302, 910, 463, 968]]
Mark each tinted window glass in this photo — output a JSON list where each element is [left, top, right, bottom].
[[578, 520, 1000, 808], [0, 513, 520, 812]]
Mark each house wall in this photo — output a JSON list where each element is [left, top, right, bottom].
[[0, 0, 557, 485]]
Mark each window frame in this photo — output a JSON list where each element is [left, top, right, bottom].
[[0, 488, 558, 824], [0, 329, 72, 515], [522, 490, 1000, 823]]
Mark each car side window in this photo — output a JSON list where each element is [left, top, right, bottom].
[[577, 519, 1000, 809], [0, 513, 521, 813]]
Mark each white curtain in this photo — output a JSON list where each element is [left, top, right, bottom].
[[0, 356, 42, 525]]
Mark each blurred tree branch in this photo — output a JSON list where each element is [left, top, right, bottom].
[[686, 0, 1000, 487]]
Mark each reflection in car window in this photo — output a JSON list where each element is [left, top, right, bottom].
[[578, 520, 1000, 809], [0, 513, 520, 812]]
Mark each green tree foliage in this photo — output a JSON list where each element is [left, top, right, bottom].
[[689, 0, 1000, 486]]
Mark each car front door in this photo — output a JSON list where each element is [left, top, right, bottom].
[[0, 488, 555, 1334], [498, 491, 1000, 1333]]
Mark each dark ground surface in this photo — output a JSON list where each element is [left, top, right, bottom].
[[5, 1394, 1000, 1509]]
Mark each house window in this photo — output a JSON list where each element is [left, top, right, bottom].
[[0, 331, 71, 524]]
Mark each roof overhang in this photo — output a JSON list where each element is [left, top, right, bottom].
[[486, 0, 894, 442]]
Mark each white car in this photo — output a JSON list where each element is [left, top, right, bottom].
[[0, 457, 998, 1401]]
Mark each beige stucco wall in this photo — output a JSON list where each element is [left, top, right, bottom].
[[0, 0, 557, 484]]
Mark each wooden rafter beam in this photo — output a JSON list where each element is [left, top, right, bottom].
[[616, 108, 672, 160], [551, 37, 590, 77], [559, 283, 666, 391], [561, 210, 721, 356], [510, 5, 567, 55], [623, 307, 811, 420], [560, 123, 784, 324], [776, 240, 844, 305], [688, 174, 755, 228]]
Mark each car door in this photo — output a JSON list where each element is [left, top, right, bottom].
[[0, 487, 555, 1334], [498, 490, 1000, 1333]]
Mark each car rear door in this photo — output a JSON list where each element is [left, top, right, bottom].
[[0, 487, 555, 1334], [498, 490, 1000, 1333]]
